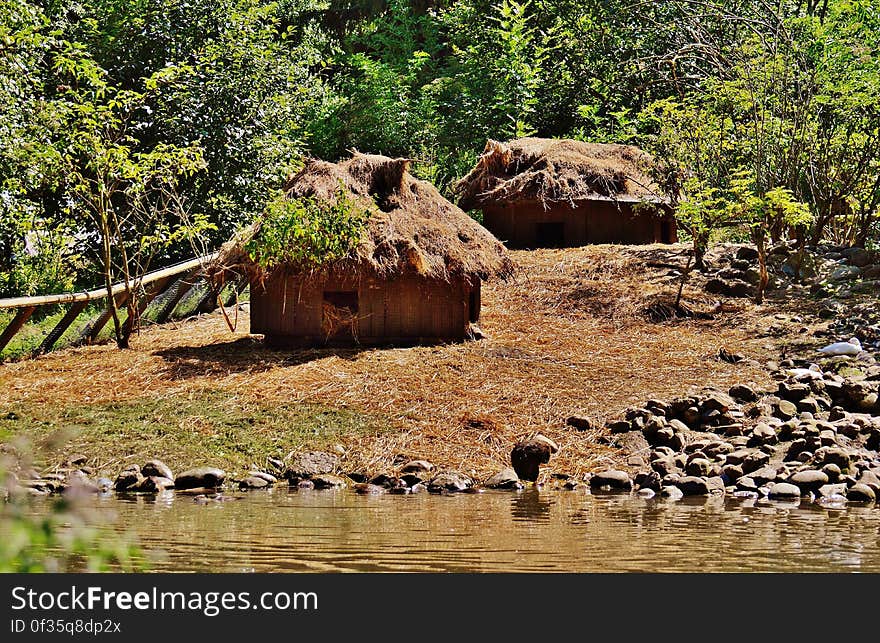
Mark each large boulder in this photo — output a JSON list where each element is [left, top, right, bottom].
[[285, 451, 339, 480], [589, 470, 633, 491], [427, 471, 473, 493], [174, 467, 226, 490], [484, 468, 522, 490]]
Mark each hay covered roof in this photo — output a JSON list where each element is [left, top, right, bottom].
[[455, 138, 666, 210], [214, 152, 515, 283]]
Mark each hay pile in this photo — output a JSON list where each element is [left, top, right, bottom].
[[455, 138, 665, 210], [213, 153, 515, 286]]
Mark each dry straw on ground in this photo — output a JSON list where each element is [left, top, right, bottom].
[[1, 246, 781, 479]]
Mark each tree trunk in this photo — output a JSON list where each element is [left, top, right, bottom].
[[753, 228, 769, 305], [693, 230, 710, 272]]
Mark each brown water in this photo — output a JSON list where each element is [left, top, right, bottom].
[[25, 489, 880, 572]]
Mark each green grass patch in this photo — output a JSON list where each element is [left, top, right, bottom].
[[1, 390, 389, 475]]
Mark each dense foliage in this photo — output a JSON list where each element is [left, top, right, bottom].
[[2, 0, 879, 299]]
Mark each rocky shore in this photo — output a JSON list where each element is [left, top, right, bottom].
[[6, 326, 879, 507]]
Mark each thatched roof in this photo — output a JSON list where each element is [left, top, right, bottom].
[[212, 152, 515, 285], [455, 138, 667, 211]]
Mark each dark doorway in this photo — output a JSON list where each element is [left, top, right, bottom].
[[536, 221, 565, 247], [322, 291, 359, 341], [468, 285, 481, 323], [660, 218, 674, 244]]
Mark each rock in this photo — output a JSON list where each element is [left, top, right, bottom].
[[729, 384, 758, 403], [565, 415, 593, 431], [842, 247, 872, 267], [775, 400, 798, 420], [821, 463, 842, 482], [142, 459, 173, 480], [749, 465, 783, 486], [861, 265, 880, 280], [818, 483, 848, 498], [767, 482, 801, 499], [706, 476, 726, 494], [634, 470, 662, 492], [661, 486, 684, 500], [606, 420, 631, 433], [721, 464, 744, 483], [114, 465, 142, 492], [637, 488, 656, 498], [829, 265, 861, 281], [736, 476, 758, 491], [736, 246, 759, 261], [174, 467, 225, 490], [510, 435, 558, 482], [742, 451, 771, 474], [676, 476, 710, 496], [701, 392, 736, 413], [846, 484, 876, 503], [427, 471, 473, 493], [685, 458, 712, 477], [353, 483, 384, 495], [589, 470, 632, 491], [814, 447, 851, 471], [312, 474, 348, 489], [285, 451, 339, 479], [131, 476, 175, 493], [484, 468, 522, 490], [248, 471, 278, 484], [749, 424, 778, 446], [789, 470, 829, 493], [239, 476, 270, 490], [400, 460, 435, 474]]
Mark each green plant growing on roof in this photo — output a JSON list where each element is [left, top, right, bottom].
[[243, 186, 370, 272]]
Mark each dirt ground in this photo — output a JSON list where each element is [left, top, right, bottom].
[[2, 244, 818, 479]]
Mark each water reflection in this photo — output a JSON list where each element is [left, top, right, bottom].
[[10, 490, 880, 572], [510, 488, 553, 522]]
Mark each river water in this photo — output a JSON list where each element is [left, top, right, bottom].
[[26, 488, 880, 573]]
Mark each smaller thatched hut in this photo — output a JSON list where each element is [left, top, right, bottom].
[[455, 138, 677, 248], [212, 153, 514, 347]]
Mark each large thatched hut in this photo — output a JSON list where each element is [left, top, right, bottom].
[[455, 138, 677, 248], [212, 153, 514, 347]]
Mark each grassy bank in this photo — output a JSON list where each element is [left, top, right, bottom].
[[1, 390, 389, 476]]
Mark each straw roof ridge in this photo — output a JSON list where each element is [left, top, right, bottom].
[[455, 137, 667, 211], [212, 152, 515, 284]]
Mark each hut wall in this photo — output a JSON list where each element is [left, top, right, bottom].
[[482, 199, 677, 248], [250, 270, 478, 346]]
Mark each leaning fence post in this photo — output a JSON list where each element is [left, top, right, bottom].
[[153, 269, 201, 324], [0, 306, 37, 354], [35, 300, 90, 355]]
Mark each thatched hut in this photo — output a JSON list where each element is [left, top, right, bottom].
[[455, 138, 677, 248], [212, 153, 514, 347]]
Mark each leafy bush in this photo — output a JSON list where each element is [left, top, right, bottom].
[[243, 187, 369, 271]]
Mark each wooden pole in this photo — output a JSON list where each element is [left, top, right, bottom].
[[153, 269, 200, 324], [0, 306, 36, 354], [35, 300, 90, 355]]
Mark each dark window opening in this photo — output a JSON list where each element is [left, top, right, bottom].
[[322, 291, 359, 341], [536, 222, 565, 247]]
